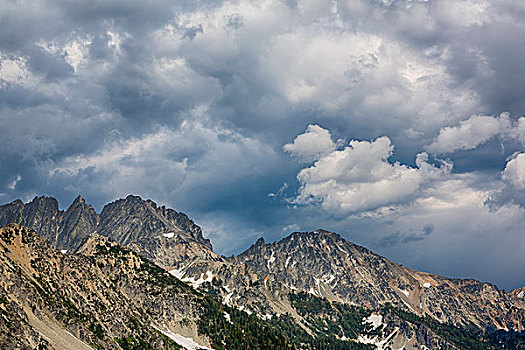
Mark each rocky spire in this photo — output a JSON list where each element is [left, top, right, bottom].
[[56, 195, 98, 252]]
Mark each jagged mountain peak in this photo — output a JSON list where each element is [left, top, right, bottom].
[[0, 194, 214, 270], [106, 194, 158, 210], [3, 195, 525, 346], [287, 229, 344, 242], [28, 195, 59, 206], [70, 194, 86, 205], [7, 199, 23, 207], [66, 195, 95, 212], [98, 194, 211, 249], [182, 227, 525, 334], [243, 229, 362, 261], [254, 236, 265, 246], [59, 196, 98, 252]]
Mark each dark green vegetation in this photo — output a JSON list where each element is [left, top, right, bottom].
[[388, 307, 495, 349], [0, 225, 291, 349], [389, 307, 525, 350], [198, 295, 292, 349], [48, 237, 525, 350], [485, 329, 525, 349], [277, 291, 525, 350], [290, 292, 374, 338], [280, 292, 373, 349], [269, 313, 373, 350], [195, 289, 373, 350], [116, 333, 182, 350], [269, 292, 374, 350]]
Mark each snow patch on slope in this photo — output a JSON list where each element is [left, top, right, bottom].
[[285, 256, 292, 268], [267, 250, 275, 270], [169, 262, 195, 280], [363, 313, 384, 331], [162, 232, 175, 238], [152, 326, 213, 350], [259, 313, 273, 320], [169, 268, 185, 280], [181, 270, 214, 289], [356, 327, 399, 350], [223, 291, 234, 306]]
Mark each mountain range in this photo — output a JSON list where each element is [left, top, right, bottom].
[[1, 195, 524, 349]]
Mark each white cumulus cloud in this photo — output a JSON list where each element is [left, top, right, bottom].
[[502, 153, 525, 190], [289, 127, 452, 214], [426, 112, 522, 154], [283, 124, 337, 162], [0, 55, 36, 88]]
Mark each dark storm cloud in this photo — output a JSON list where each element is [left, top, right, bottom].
[[26, 47, 74, 82], [376, 224, 435, 248], [1, 0, 524, 289]]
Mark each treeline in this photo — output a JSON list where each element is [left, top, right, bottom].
[[389, 306, 525, 350], [198, 295, 292, 350]]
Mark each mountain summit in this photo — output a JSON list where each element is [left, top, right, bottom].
[[0, 195, 217, 270], [178, 228, 525, 332], [1, 195, 525, 349]]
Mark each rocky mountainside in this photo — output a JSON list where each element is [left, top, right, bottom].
[[510, 287, 525, 309], [97, 195, 220, 270], [0, 195, 220, 270], [1, 195, 525, 349], [177, 230, 525, 334], [3, 223, 513, 350], [0, 223, 294, 350]]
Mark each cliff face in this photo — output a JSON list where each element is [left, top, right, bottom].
[[57, 195, 98, 252], [97, 194, 211, 249], [0, 223, 471, 350], [0, 196, 63, 247], [96, 194, 220, 270], [0, 195, 218, 270]]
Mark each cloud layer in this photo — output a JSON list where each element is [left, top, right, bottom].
[[1, 0, 524, 288]]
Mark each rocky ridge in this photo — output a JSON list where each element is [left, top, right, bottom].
[[0, 223, 292, 350], [178, 229, 525, 334], [0, 223, 483, 350], [1, 195, 525, 349], [0, 195, 219, 271]]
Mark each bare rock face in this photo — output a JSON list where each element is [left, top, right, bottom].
[[57, 195, 98, 251], [97, 194, 219, 270], [98, 194, 211, 249], [0, 196, 63, 246], [0, 223, 209, 349], [509, 287, 525, 310], [0, 199, 24, 227], [179, 229, 525, 333], [0, 223, 292, 350], [0, 196, 95, 251], [0, 195, 218, 270]]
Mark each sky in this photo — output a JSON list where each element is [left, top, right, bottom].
[[1, 0, 524, 290]]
